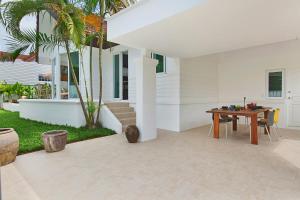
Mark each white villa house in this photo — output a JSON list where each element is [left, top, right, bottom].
[[18, 0, 300, 142]]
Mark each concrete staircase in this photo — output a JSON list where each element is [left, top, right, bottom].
[[105, 102, 136, 132]]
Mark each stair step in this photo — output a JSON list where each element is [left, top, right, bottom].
[[106, 102, 130, 108], [120, 117, 136, 125], [115, 112, 136, 119], [105, 102, 136, 134], [110, 107, 134, 113]]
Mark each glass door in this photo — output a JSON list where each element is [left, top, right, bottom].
[[69, 51, 80, 99], [60, 54, 69, 99], [113, 54, 120, 99], [122, 52, 128, 100]]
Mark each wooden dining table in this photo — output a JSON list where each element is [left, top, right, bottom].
[[206, 108, 271, 145]]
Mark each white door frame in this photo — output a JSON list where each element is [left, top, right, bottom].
[[113, 51, 129, 102], [287, 68, 300, 127], [113, 53, 123, 101]]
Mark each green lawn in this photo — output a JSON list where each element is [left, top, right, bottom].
[[0, 109, 115, 155]]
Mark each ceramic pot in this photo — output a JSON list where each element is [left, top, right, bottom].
[[42, 130, 68, 153], [125, 125, 139, 143], [0, 128, 19, 166]]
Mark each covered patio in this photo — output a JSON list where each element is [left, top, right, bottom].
[[2, 127, 300, 200], [107, 0, 300, 142]]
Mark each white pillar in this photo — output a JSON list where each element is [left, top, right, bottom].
[[136, 55, 158, 142], [0, 94, 3, 108], [55, 48, 61, 99]]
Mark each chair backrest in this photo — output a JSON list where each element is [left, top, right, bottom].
[[267, 111, 275, 126], [274, 108, 280, 124]]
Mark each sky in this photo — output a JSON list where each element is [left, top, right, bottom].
[[0, 0, 36, 52]]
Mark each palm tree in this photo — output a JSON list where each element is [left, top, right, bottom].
[[97, 0, 138, 124], [78, 0, 135, 125], [1, 0, 137, 128], [0, 0, 95, 128]]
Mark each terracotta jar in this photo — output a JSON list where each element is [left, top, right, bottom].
[[0, 128, 19, 166], [42, 130, 68, 153], [125, 125, 139, 143]]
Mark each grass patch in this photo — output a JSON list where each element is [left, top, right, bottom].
[[0, 109, 115, 155]]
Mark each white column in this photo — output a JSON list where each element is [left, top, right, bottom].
[[0, 94, 3, 108], [135, 55, 158, 142], [55, 48, 61, 99]]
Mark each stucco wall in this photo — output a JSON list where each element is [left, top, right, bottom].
[[180, 55, 219, 131], [100, 46, 181, 132], [155, 57, 181, 132], [179, 40, 300, 130], [217, 40, 300, 128], [0, 60, 51, 85], [19, 99, 86, 128]]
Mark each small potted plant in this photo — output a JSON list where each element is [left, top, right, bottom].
[[42, 130, 68, 153]]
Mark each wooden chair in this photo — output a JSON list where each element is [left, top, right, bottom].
[[208, 109, 233, 140]]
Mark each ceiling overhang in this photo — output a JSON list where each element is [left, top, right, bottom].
[[108, 0, 300, 58]]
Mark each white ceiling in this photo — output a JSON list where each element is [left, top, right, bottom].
[[109, 0, 300, 58]]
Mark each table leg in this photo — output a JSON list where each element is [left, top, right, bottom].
[[213, 113, 220, 139], [264, 110, 270, 135], [251, 114, 258, 145], [232, 115, 238, 131]]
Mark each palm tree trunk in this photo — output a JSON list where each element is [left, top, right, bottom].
[[95, 0, 105, 125], [35, 11, 40, 63], [90, 41, 94, 102], [79, 49, 94, 124], [65, 40, 91, 128], [79, 49, 90, 101], [95, 30, 103, 124], [89, 41, 95, 124]]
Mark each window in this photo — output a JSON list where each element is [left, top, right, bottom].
[[152, 53, 166, 73], [266, 69, 285, 98]]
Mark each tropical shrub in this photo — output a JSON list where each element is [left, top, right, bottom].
[[35, 83, 51, 99], [0, 82, 52, 102]]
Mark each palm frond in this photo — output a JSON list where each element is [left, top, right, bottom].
[[0, 0, 46, 37], [4, 29, 62, 60]]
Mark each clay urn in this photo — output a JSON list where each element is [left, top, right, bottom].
[[42, 130, 68, 153], [125, 125, 139, 143], [0, 128, 19, 166]]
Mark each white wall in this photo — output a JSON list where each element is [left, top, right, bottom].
[[100, 46, 182, 132], [179, 40, 300, 130], [3, 103, 20, 112], [180, 55, 219, 131], [19, 99, 86, 128], [77, 45, 140, 105], [101, 45, 131, 102], [155, 57, 181, 132], [100, 105, 123, 134], [217, 40, 300, 128], [128, 48, 142, 106], [0, 60, 51, 85]]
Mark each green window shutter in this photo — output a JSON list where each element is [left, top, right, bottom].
[[114, 54, 120, 98], [153, 53, 165, 73]]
